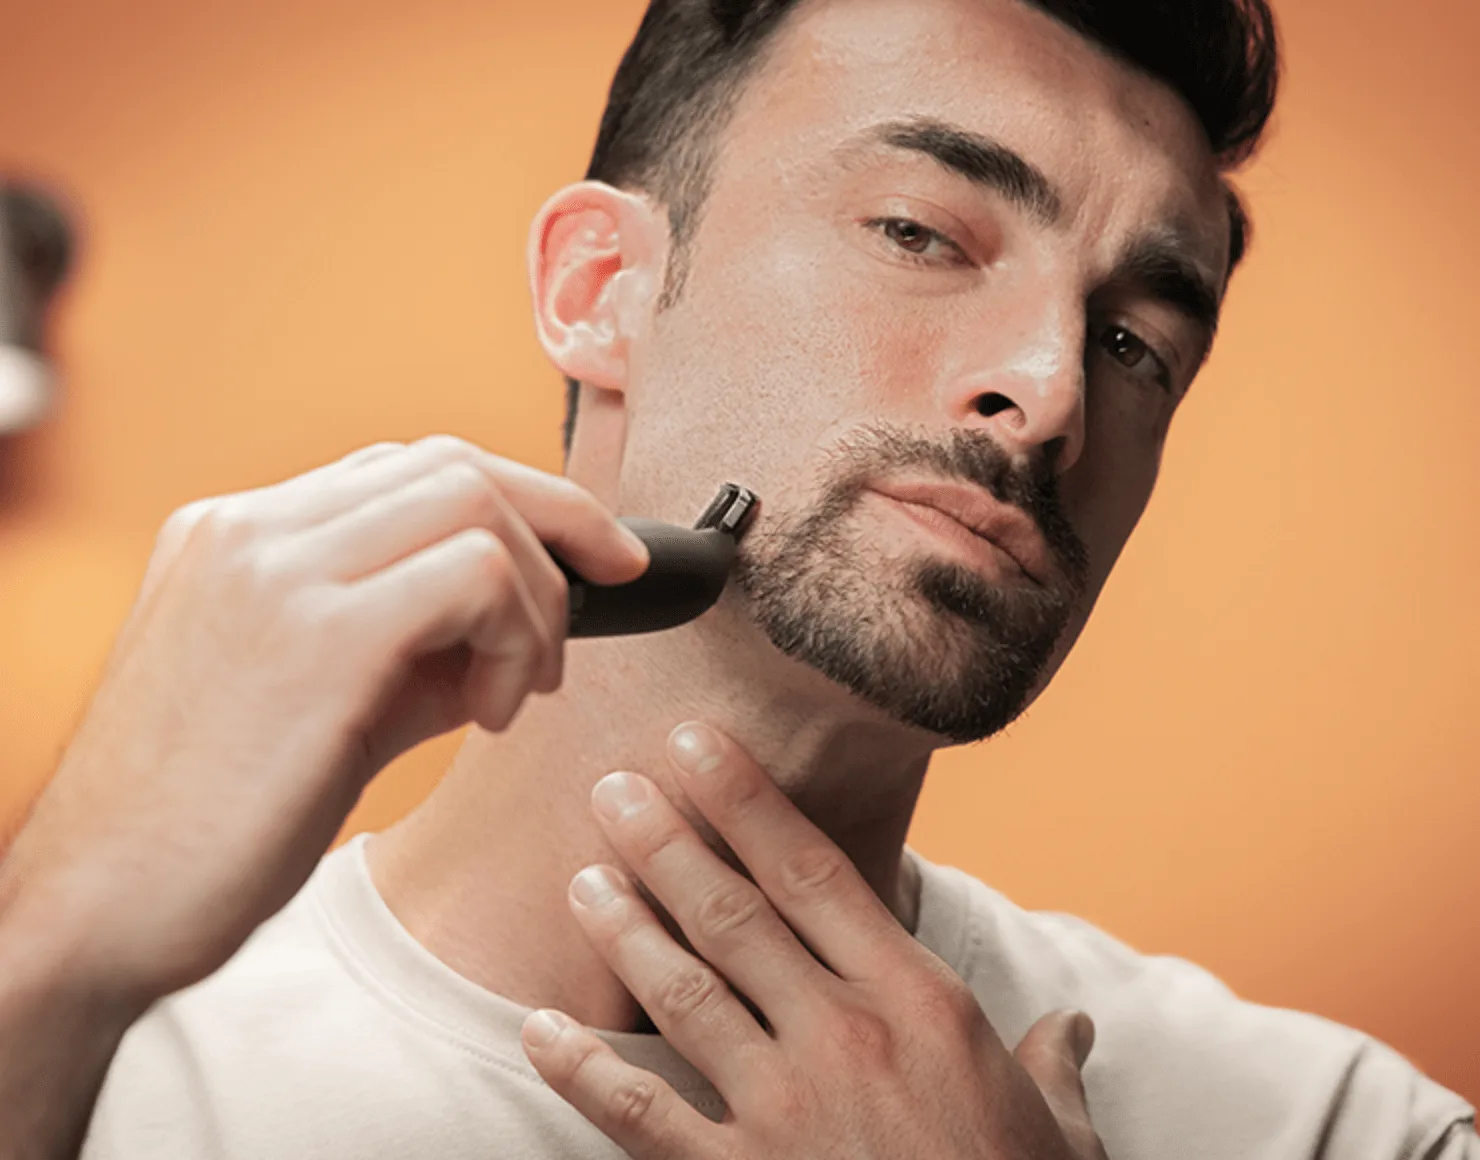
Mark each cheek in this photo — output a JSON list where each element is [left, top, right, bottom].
[[713, 232, 938, 414], [1064, 390, 1167, 575], [621, 225, 941, 509]]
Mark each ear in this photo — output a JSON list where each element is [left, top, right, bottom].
[[527, 181, 666, 393]]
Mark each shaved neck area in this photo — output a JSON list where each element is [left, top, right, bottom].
[[369, 621, 932, 1034]]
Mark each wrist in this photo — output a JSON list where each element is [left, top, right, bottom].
[[0, 865, 149, 1160], [0, 859, 161, 1032], [0, 935, 144, 1054]]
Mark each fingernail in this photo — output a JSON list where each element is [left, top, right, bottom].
[[669, 723, 724, 778], [1069, 1012, 1096, 1067], [523, 1009, 569, 1048], [619, 523, 650, 560], [592, 771, 652, 824], [570, 865, 620, 910]]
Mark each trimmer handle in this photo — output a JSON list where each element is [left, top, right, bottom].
[[557, 484, 758, 639]]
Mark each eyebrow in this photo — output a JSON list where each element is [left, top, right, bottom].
[[866, 118, 1064, 226], [1110, 237, 1224, 345]]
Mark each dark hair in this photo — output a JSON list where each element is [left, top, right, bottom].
[[563, 0, 1281, 450]]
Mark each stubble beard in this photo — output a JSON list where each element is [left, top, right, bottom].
[[732, 426, 1090, 745]]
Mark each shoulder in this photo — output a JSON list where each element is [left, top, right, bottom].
[[89, 859, 355, 1100], [85, 843, 451, 1158], [912, 855, 1475, 1160]]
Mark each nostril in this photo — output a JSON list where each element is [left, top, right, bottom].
[[974, 393, 1015, 418]]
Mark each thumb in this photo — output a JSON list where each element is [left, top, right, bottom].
[[1014, 1010, 1104, 1158]]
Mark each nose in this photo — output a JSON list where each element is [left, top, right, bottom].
[[940, 308, 1087, 475]]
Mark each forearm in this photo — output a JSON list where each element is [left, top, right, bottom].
[[0, 884, 148, 1160]]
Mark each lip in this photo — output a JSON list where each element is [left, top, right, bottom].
[[866, 478, 1055, 587]]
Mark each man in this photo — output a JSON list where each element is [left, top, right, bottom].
[[0, 0, 1474, 1157]]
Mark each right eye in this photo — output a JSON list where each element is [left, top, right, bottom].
[[1094, 324, 1174, 393]]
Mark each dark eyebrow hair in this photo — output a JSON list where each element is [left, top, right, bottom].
[[858, 118, 1223, 346], [865, 118, 1064, 226], [1111, 238, 1224, 343]]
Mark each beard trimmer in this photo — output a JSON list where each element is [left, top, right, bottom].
[[557, 483, 759, 638]]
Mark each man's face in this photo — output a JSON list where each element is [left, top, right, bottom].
[[610, 0, 1230, 742]]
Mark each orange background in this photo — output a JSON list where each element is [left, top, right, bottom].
[[2, 0, 1476, 1102]]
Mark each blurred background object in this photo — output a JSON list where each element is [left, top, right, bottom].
[[0, 0, 1476, 1104], [0, 182, 74, 436]]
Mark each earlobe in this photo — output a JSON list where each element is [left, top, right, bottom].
[[528, 182, 664, 393]]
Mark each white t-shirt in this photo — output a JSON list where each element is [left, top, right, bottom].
[[84, 837, 1476, 1159]]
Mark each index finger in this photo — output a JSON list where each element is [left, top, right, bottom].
[[395, 439, 651, 587], [662, 722, 915, 982]]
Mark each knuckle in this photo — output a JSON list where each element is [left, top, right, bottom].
[[607, 1076, 660, 1132], [461, 534, 539, 634], [631, 817, 683, 864], [152, 502, 212, 569], [692, 882, 766, 943], [205, 536, 294, 606], [414, 433, 476, 463], [777, 844, 849, 900], [339, 440, 406, 469], [546, 472, 596, 508], [705, 758, 766, 815], [823, 1006, 895, 1066], [436, 462, 503, 523], [435, 459, 485, 488], [654, 964, 725, 1023], [910, 974, 984, 1031], [147, 500, 222, 590], [226, 530, 295, 588], [160, 499, 211, 543], [462, 527, 511, 578], [557, 480, 621, 534], [191, 498, 265, 554]]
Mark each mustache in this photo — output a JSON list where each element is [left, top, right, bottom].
[[828, 424, 1091, 591]]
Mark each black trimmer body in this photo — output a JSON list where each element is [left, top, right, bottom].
[[558, 484, 758, 638]]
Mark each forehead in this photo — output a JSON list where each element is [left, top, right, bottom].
[[712, 0, 1230, 274]]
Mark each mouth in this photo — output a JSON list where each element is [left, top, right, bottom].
[[865, 477, 1055, 588]]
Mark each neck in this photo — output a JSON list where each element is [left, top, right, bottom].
[[370, 612, 936, 1033]]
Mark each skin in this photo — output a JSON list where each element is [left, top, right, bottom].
[[0, 0, 1233, 1156]]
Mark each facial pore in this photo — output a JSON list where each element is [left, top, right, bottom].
[[732, 423, 1089, 744]]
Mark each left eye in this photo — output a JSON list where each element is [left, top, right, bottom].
[[867, 217, 966, 265], [1098, 325, 1171, 390], [882, 219, 936, 253]]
